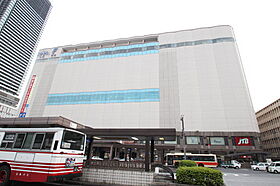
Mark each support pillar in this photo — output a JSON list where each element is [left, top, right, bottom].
[[109, 145, 114, 160], [86, 137, 94, 161], [125, 148, 128, 161], [161, 149, 165, 164], [114, 147, 118, 158], [145, 137, 150, 172], [151, 138, 154, 163]]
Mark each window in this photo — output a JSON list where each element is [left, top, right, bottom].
[[32, 134, 45, 149], [61, 130, 85, 151], [13, 133, 26, 148], [41, 133, 54, 150], [186, 136, 201, 145], [22, 133, 34, 149], [0, 133, 15, 148], [191, 156, 215, 161]]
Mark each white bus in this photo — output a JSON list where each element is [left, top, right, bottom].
[[165, 152, 218, 167], [0, 127, 86, 185]]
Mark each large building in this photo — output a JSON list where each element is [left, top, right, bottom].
[[256, 98, 280, 160], [20, 25, 262, 160], [0, 0, 52, 117]]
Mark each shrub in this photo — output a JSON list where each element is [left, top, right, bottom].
[[179, 160, 197, 167], [176, 167, 224, 186]]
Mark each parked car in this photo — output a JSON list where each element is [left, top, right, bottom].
[[268, 162, 280, 173], [221, 160, 242, 169], [251, 162, 269, 171]]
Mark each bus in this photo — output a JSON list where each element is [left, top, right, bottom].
[[0, 127, 86, 185], [165, 152, 218, 167]]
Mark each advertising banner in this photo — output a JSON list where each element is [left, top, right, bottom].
[[210, 137, 225, 145], [234, 137, 252, 146]]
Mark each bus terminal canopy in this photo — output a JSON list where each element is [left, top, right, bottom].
[[0, 116, 176, 141], [0, 116, 176, 171]]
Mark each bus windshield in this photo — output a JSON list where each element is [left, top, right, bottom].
[[61, 130, 85, 151]]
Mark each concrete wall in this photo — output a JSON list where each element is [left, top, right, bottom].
[[80, 168, 154, 186]]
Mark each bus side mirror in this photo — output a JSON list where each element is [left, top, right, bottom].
[[53, 140, 59, 150]]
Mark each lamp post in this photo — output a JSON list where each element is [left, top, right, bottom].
[[180, 115, 186, 160]]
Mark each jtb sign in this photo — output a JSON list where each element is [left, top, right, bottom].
[[235, 137, 252, 146]]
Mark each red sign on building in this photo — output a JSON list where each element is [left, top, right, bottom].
[[19, 75, 36, 117], [234, 137, 252, 146]]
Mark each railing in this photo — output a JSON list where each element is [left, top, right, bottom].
[[86, 160, 146, 170]]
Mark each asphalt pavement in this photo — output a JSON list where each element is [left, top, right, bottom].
[[11, 168, 280, 186], [218, 168, 280, 186]]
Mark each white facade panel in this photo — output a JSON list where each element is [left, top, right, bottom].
[[21, 25, 259, 132]]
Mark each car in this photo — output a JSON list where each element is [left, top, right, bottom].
[[221, 160, 242, 169], [268, 162, 280, 173], [251, 162, 269, 171]]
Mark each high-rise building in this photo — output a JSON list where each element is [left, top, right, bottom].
[[20, 26, 262, 159], [0, 0, 52, 117], [256, 98, 280, 160]]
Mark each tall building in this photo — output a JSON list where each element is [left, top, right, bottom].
[[0, 0, 52, 117], [256, 98, 280, 160], [20, 26, 262, 159]]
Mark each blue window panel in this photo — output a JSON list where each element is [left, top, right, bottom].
[[46, 88, 160, 105]]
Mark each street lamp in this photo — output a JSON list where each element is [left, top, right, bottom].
[[180, 115, 186, 160]]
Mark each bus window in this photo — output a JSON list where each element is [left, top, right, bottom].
[[13, 133, 26, 148], [42, 133, 54, 150], [61, 130, 85, 151], [22, 133, 34, 149], [32, 134, 45, 149], [1, 133, 16, 148]]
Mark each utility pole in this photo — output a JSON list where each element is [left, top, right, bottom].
[[180, 115, 186, 160]]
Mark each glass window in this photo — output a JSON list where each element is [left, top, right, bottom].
[[13, 133, 26, 148], [4, 133, 16, 141], [41, 133, 54, 150], [32, 134, 45, 149], [210, 137, 225, 145], [186, 136, 201, 145], [164, 140, 177, 144], [22, 133, 34, 149], [0, 133, 16, 148], [61, 130, 85, 151]]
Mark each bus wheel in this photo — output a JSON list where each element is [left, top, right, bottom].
[[0, 165, 10, 186], [198, 163, 204, 167]]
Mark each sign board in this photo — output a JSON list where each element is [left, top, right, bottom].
[[37, 47, 62, 60], [70, 122, 77, 129], [19, 75, 36, 117], [210, 137, 225, 145], [234, 137, 252, 146]]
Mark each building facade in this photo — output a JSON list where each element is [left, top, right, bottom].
[[256, 98, 280, 160], [0, 0, 52, 117], [20, 26, 262, 159]]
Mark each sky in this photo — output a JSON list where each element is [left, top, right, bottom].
[[32, 0, 280, 112]]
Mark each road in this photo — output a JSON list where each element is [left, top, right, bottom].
[[11, 168, 280, 186], [218, 168, 280, 186]]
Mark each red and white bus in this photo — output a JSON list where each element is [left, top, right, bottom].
[[165, 152, 218, 167], [0, 127, 86, 185]]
